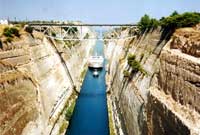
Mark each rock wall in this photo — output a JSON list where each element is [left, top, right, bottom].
[[0, 26, 95, 135], [105, 26, 200, 135], [170, 28, 200, 57]]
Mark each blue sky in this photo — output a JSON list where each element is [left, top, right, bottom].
[[0, 0, 200, 23]]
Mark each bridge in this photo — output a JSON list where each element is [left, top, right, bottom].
[[28, 23, 138, 40]]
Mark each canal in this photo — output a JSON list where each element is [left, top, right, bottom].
[[66, 40, 109, 135]]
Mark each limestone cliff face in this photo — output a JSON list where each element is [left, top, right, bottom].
[[105, 26, 200, 135], [105, 28, 166, 135], [149, 27, 200, 134], [170, 27, 200, 57], [0, 26, 95, 135]]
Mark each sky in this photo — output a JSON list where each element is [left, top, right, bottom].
[[0, 0, 200, 24]]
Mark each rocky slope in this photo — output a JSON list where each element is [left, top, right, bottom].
[[105, 25, 200, 135], [0, 25, 95, 135], [170, 26, 200, 57]]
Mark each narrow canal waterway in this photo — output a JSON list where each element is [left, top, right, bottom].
[[66, 40, 109, 135]]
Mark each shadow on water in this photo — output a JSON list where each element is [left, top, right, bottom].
[[66, 40, 109, 135]]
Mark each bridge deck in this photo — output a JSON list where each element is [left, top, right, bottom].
[[28, 23, 137, 27], [28, 23, 138, 40]]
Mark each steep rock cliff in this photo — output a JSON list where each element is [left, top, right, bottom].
[[105, 25, 200, 135], [0, 25, 95, 135]]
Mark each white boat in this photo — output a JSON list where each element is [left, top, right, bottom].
[[93, 70, 99, 77], [88, 55, 104, 68]]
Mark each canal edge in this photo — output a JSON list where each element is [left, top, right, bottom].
[[107, 93, 117, 135]]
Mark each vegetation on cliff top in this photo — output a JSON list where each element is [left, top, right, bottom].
[[1, 27, 20, 43], [25, 26, 33, 34], [138, 14, 159, 32], [138, 11, 200, 32], [3, 27, 20, 38]]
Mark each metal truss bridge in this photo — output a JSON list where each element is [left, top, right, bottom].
[[28, 23, 138, 41]]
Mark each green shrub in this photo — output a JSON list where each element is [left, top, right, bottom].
[[138, 14, 151, 32], [51, 32, 56, 37], [140, 67, 148, 75], [127, 54, 136, 65], [138, 11, 200, 32], [150, 18, 159, 28], [6, 37, 13, 43], [160, 12, 200, 29], [123, 70, 131, 77], [10, 27, 20, 37], [64, 40, 79, 49], [25, 26, 33, 34], [170, 11, 179, 17], [127, 54, 147, 75], [59, 121, 67, 134], [130, 60, 141, 72], [138, 14, 159, 32], [128, 54, 140, 72], [3, 27, 13, 37], [80, 68, 87, 79], [3, 27, 20, 37], [65, 102, 75, 120]]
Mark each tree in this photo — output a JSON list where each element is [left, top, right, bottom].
[[170, 11, 179, 17], [138, 14, 151, 31], [138, 14, 159, 32], [150, 18, 159, 28], [160, 12, 200, 29]]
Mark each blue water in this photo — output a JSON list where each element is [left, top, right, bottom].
[[66, 40, 109, 135]]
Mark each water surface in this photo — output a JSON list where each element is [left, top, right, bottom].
[[66, 40, 109, 135]]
